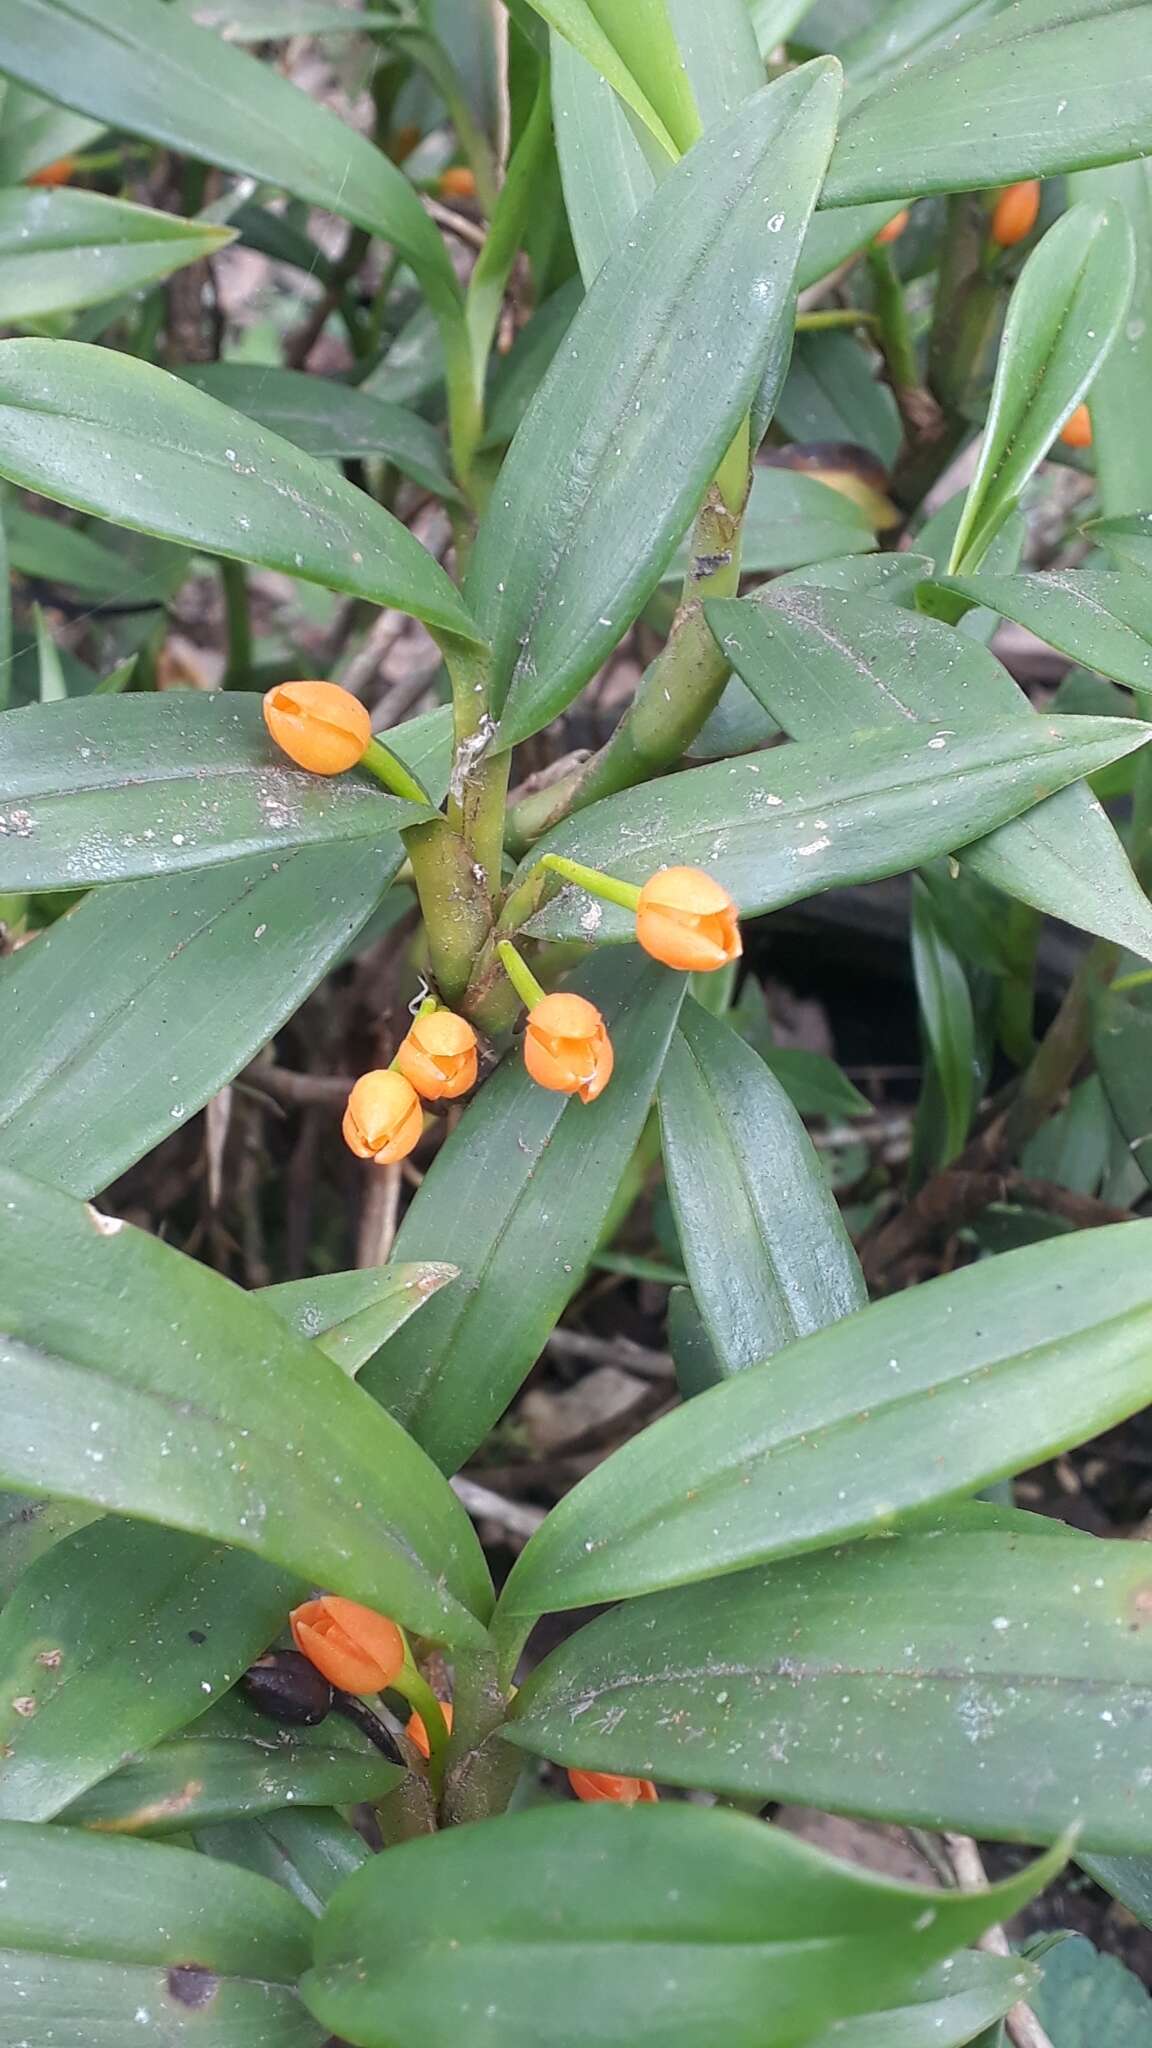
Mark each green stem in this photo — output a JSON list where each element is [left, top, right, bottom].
[[794, 307, 878, 332], [497, 939, 546, 1009], [403, 818, 491, 1007], [539, 855, 641, 912], [866, 242, 919, 396], [441, 1644, 519, 1826], [391, 1658, 451, 1799], [442, 636, 506, 901], [360, 737, 433, 807], [220, 557, 252, 687], [395, 27, 500, 214]]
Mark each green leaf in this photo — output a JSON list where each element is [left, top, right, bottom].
[[523, 0, 691, 155], [658, 1001, 866, 1375], [0, 1522, 297, 1821], [1086, 513, 1152, 571], [0, 1820, 323, 2046], [823, 0, 1152, 206], [1093, 988, 1152, 1189], [360, 950, 685, 1472], [510, 1505, 1152, 1851], [61, 1695, 401, 1834], [1030, 1933, 1152, 2044], [0, 80, 104, 183], [496, 1220, 1152, 1618], [661, 467, 875, 585], [0, 1493, 98, 1604], [1079, 1853, 1152, 1929], [194, 1806, 370, 1915], [0, 342, 480, 643], [707, 587, 1152, 958], [519, 715, 1152, 944], [911, 878, 977, 1166], [0, 695, 446, 894], [260, 1263, 459, 1377], [303, 1803, 1065, 2048], [0, 842, 423, 1193], [0, 187, 233, 323], [0, 1166, 493, 1647], [176, 364, 461, 502], [192, 3, 400, 32], [931, 570, 1152, 700], [947, 205, 1136, 574], [1069, 159, 1152, 516], [805, 1956, 1041, 2048], [467, 61, 843, 747], [0, 0, 461, 320], [776, 331, 902, 467], [3, 502, 180, 601]]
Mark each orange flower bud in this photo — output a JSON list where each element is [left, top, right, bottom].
[[262, 680, 371, 776], [407, 1699, 454, 1758], [342, 1070, 424, 1164], [438, 165, 477, 199], [990, 180, 1040, 248], [635, 867, 742, 973], [523, 993, 614, 1104], [872, 208, 909, 247], [27, 156, 76, 188], [395, 1010, 478, 1102], [1060, 403, 1093, 449], [290, 1596, 405, 1695], [568, 1769, 658, 1806]]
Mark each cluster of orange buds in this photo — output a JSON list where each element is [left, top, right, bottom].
[[567, 1769, 659, 1805], [990, 179, 1041, 249], [343, 1004, 479, 1167]]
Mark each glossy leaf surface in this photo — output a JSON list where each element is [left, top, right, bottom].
[[261, 1263, 459, 1377], [510, 1506, 1152, 1849], [933, 570, 1152, 698], [498, 1220, 1152, 1615], [0, 1167, 492, 1646], [0, 186, 232, 322], [658, 1001, 866, 1374], [304, 1803, 1063, 2048]]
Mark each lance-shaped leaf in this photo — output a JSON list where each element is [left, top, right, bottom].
[[1070, 158, 1152, 516], [824, 0, 1152, 207], [706, 586, 1152, 958], [508, 1506, 1152, 1851], [0, 695, 447, 894], [0, 1522, 298, 1822], [176, 364, 461, 502], [930, 570, 1152, 700], [947, 205, 1135, 574], [0, 80, 104, 184], [0, 187, 234, 323], [519, 714, 1152, 944], [194, 1806, 371, 1915], [0, 0, 461, 321], [1080, 1853, 1152, 1929], [0, 342, 480, 644], [0, 1167, 492, 1647], [361, 951, 685, 1472], [261, 1263, 458, 1377], [467, 61, 842, 748], [524, 0, 689, 155], [0, 1821, 323, 2047], [61, 1696, 401, 1834], [495, 1219, 1152, 1617], [303, 1804, 1064, 2048], [1093, 987, 1152, 1190], [658, 1001, 866, 1375]]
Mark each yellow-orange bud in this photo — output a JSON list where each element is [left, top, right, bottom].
[[26, 156, 76, 188], [1060, 403, 1093, 449], [395, 1010, 478, 1102], [873, 208, 909, 247], [342, 1070, 424, 1164], [523, 993, 614, 1104], [568, 1769, 658, 1806], [262, 681, 371, 776], [407, 1699, 454, 1758], [990, 180, 1040, 249], [438, 166, 477, 199], [635, 867, 741, 973], [290, 1596, 405, 1695]]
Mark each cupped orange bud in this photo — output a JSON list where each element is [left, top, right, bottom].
[[290, 1596, 405, 1695], [990, 180, 1040, 248], [873, 208, 909, 247], [342, 1070, 424, 1164], [407, 1699, 454, 1759], [262, 680, 371, 776], [523, 993, 614, 1104], [395, 1010, 478, 1102], [438, 165, 477, 199], [1060, 402, 1093, 449], [568, 1769, 658, 1806], [27, 156, 76, 188], [635, 866, 742, 973]]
